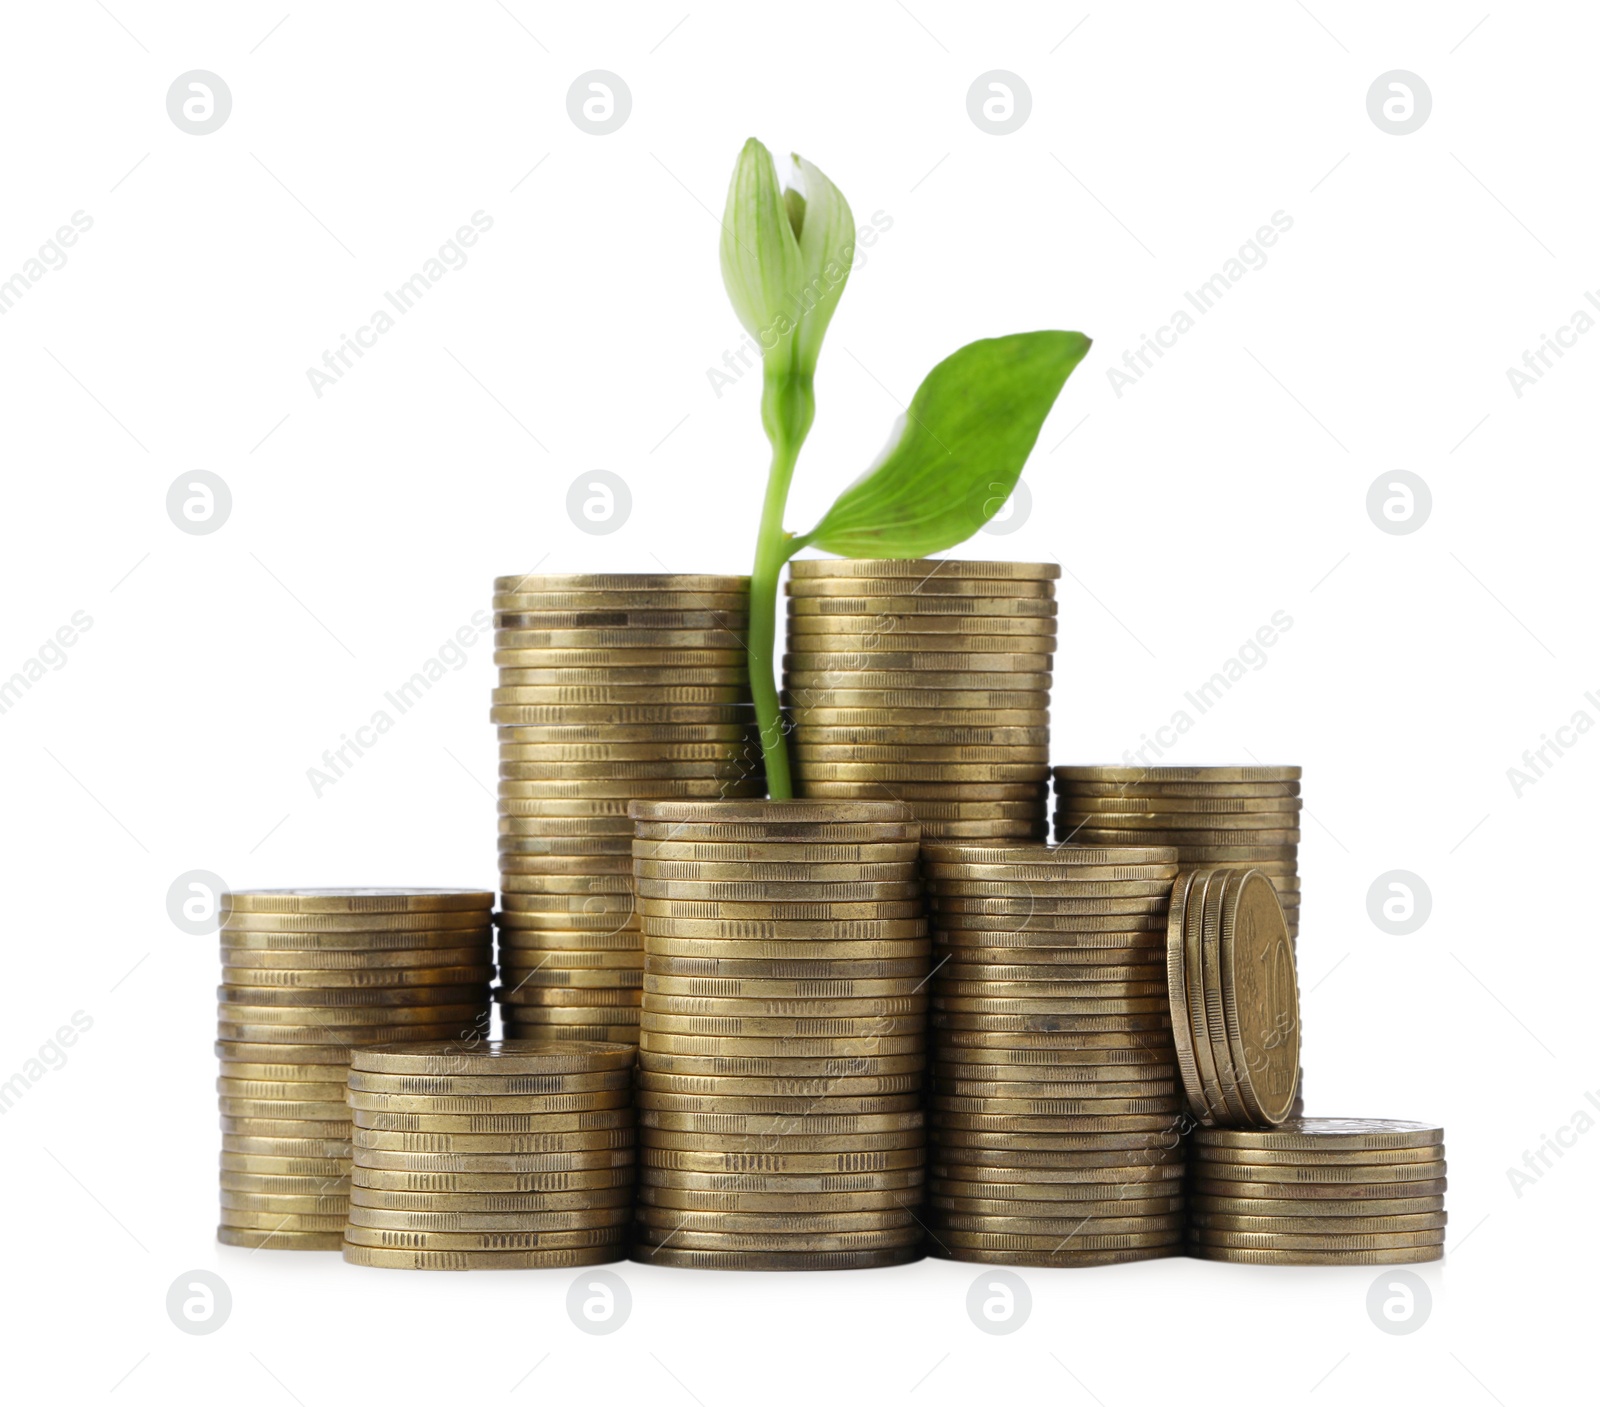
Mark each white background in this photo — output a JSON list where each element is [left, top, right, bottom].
[[1, 1, 1592, 1402]]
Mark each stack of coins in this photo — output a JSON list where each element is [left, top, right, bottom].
[[1166, 868, 1300, 1128], [217, 889, 494, 1250], [1052, 766, 1301, 940], [922, 843, 1186, 1266], [342, 1041, 637, 1269], [491, 573, 763, 1045], [629, 799, 928, 1270], [784, 559, 1057, 841], [1188, 1119, 1446, 1264]]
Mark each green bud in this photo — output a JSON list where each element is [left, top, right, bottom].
[[719, 139, 854, 385]]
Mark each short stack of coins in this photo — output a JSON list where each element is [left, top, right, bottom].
[[217, 889, 494, 1250], [342, 1040, 637, 1270], [1052, 766, 1301, 941], [491, 573, 763, 1045], [784, 559, 1058, 841], [629, 798, 929, 1270], [1166, 868, 1300, 1128], [922, 843, 1186, 1266], [1188, 1119, 1446, 1264]]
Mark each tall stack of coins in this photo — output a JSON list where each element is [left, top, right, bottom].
[[1052, 766, 1301, 940], [342, 1041, 636, 1269], [784, 559, 1058, 841], [1188, 1119, 1445, 1264], [217, 889, 494, 1250], [922, 843, 1186, 1266], [491, 573, 763, 1045], [1166, 868, 1300, 1128], [629, 799, 928, 1270]]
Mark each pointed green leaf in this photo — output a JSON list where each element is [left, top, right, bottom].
[[803, 331, 1091, 558]]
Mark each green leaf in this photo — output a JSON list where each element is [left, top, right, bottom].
[[787, 154, 854, 380], [803, 331, 1091, 558]]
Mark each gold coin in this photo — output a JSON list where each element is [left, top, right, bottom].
[[636, 898, 923, 918], [931, 1113, 1175, 1133], [930, 1094, 1179, 1116], [796, 727, 1050, 747], [350, 1166, 634, 1193], [220, 967, 495, 991], [1187, 1194, 1445, 1217], [791, 707, 1049, 727], [798, 783, 1044, 801], [644, 1122, 924, 1150], [794, 764, 1048, 784], [930, 1161, 1182, 1186], [220, 1154, 348, 1177], [934, 1077, 1175, 1099], [342, 1243, 624, 1269], [1192, 1118, 1444, 1152], [1197, 1160, 1447, 1185], [636, 1188, 919, 1214], [646, 954, 927, 976], [217, 1227, 344, 1250], [640, 1229, 921, 1253], [933, 1129, 1176, 1152], [1055, 765, 1301, 783], [640, 1015, 924, 1039], [637, 1093, 920, 1117], [346, 1090, 630, 1115], [642, 977, 924, 1000], [222, 889, 493, 915], [1191, 1178, 1448, 1200], [496, 726, 752, 749], [1194, 1144, 1446, 1167], [635, 1245, 921, 1269], [217, 1097, 349, 1121], [633, 860, 915, 883], [492, 591, 747, 612], [641, 1147, 923, 1174], [350, 1040, 634, 1076], [494, 607, 745, 627], [787, 594, 1055, 616], [1190, 1211, 1447, 1234], [642, 992, 924, 1017], [929, 1193, 1184, 1216], [218, 1209, 348, 1231], [221, 909, 490, 932], [347, 1208, 632, 1231], [219, 1173, 350, 1195], [354, 1129, 635, 1155], [218, 1002, 489, 1026], [490, 705, 756, 726], [217, 1076, 347, 1100], [933, 1246, 1176, 1266], [216, 1023, 484, 1046], [933, 1144, 1181, 1170], [629, 825, 923, 847], [788, 608, 1057, 630], [1188, 1245, 1442, 1265], [217, 984, 487, 1008], [789, 559, 1059, 581], [634, 841, 921, 863], [628, 798, 916, 824], [344, 1226, 624, 1251], [639, 1166, 923, 1192], [639, 1051, 925, 1078], [642, 940, 930, 962], [1061, 780, 1300, 798], [786, 678, 1052, 697], [221, 1134, 352, 1158], [789, 576, 1054, 598], [350, 1149, 633, 1173]]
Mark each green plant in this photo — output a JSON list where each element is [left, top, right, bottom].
[[719, 138, 1091, 799]]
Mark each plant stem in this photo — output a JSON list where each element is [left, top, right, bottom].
[[749, 436, 801, 800]]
